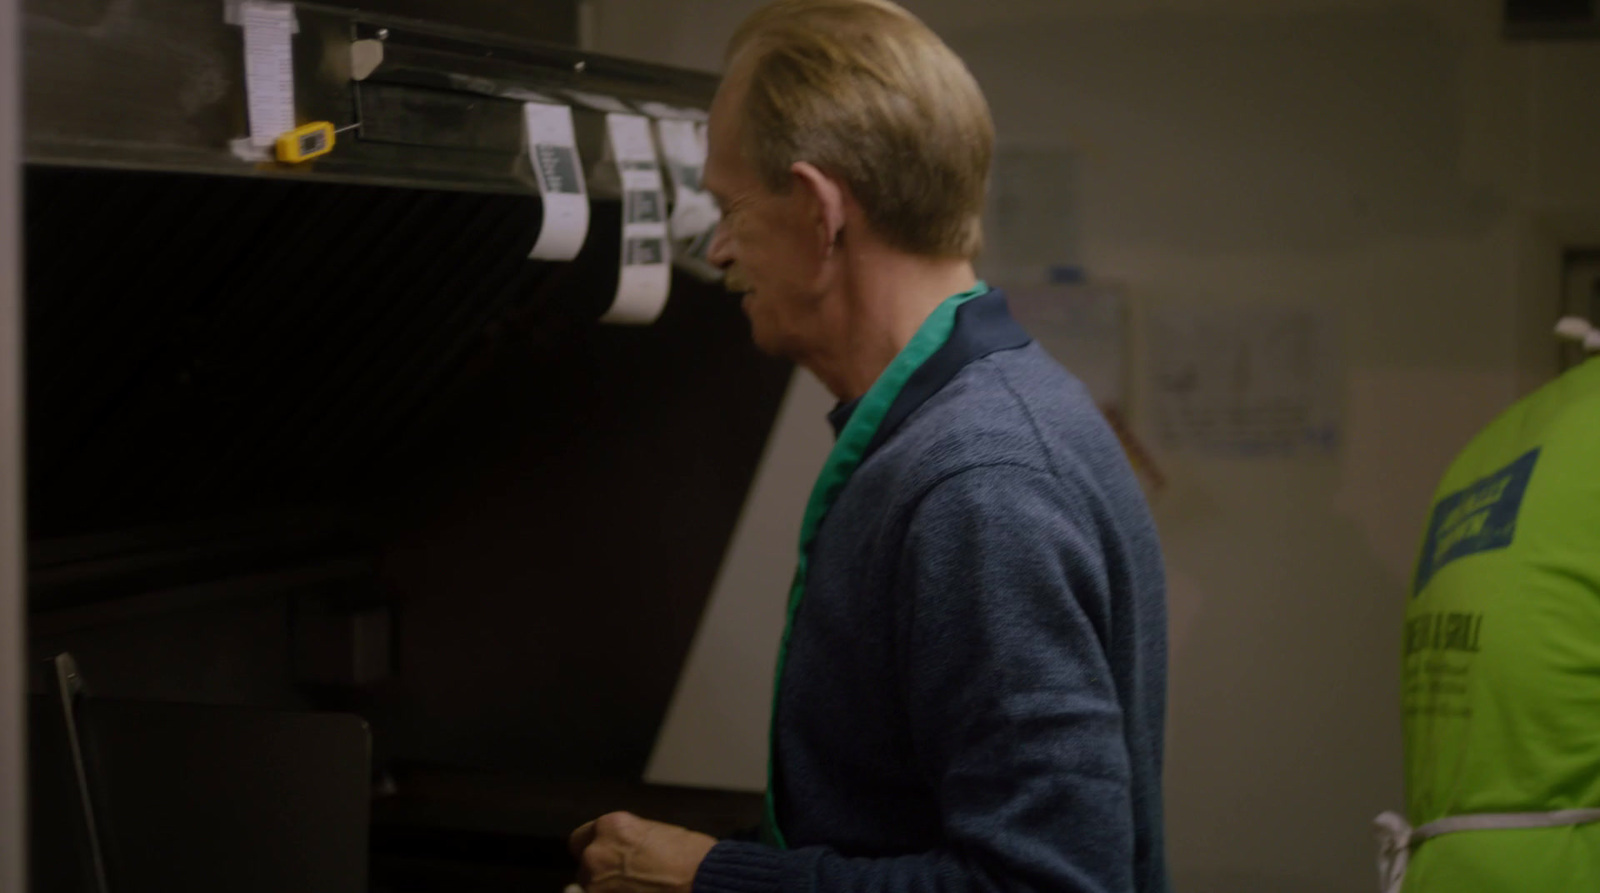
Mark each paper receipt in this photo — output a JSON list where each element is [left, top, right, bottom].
[[524, 102, 592, 262], [603, 113, 672, 325], [240, 1, 297, 148]]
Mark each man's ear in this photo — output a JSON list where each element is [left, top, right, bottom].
[[791, 162, 846, 256]]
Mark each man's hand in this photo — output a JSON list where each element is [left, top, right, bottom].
[[568, 811, 718, 893]]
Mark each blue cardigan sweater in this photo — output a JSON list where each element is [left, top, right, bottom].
[[695, 290, 1169, 893]]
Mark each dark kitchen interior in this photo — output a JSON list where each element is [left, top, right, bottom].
[[21, 1, 784, 889]]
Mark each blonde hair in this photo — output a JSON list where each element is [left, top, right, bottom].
[[727, 0, 993, 259]]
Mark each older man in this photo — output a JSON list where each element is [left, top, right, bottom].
[[570, 2, 1170, 892]]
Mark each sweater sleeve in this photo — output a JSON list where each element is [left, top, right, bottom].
[[694, 463, 1136, 893]]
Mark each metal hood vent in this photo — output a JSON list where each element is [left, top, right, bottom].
[[24, 0, 749, 545], [28, 164, 565, 538]]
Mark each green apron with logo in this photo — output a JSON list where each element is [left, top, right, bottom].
[[1389, 357, 1600, 892]]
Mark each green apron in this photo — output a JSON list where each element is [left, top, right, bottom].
[[761, 283, 989, 849], [1393, 357, 1600, 892]]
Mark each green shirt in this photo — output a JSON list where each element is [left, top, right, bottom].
[[1403, 358, 1600, 891]]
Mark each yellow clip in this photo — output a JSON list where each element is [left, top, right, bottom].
[[275, 121, 337, 164]]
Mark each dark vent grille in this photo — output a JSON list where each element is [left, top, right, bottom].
[[26, 166, 563, 537]]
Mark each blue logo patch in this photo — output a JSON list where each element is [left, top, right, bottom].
[[1413, 448, 1540, 596]]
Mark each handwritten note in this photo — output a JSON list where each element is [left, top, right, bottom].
[[1148, 303, 1341, 457]]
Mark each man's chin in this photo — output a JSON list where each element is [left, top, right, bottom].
[[744, 310, 787, 358], [737, 292, 761, 333]]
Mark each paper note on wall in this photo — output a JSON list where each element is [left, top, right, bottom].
[[524, 102, 591, 261], [981, 146, 1081, 284], [239, 0, 297, 148], [1148, 303, 1341, 457], [604, 113, 672, 324]]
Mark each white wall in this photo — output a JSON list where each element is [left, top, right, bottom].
[[603, 2, 1600, 891], [645, 371, 834, 791], [1, 0, 23, 886]]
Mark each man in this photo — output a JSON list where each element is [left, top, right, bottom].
[[1377, 336, 1600, 893], [570, 2, 1169, 891]]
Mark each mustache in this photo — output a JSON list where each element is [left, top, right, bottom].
[[724, 270, 751, 294]]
